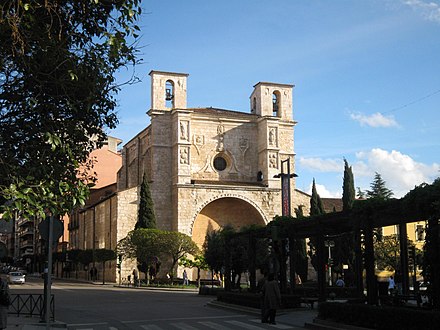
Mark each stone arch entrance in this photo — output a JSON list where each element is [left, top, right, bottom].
[[191, 197, 266, 248]]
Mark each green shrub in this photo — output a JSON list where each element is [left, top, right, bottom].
[[318, 302, 440, 330]]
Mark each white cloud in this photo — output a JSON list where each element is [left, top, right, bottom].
[[298, 149, 439, 199], [350, 112, 399, 128], [306, 182, 342, 198], [299, 157, 343, 172], [355, 148, 440, 197], [403, 0, 440, 23]]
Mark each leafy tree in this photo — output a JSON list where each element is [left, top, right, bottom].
[[78, 249, 94, 267], [204, 229, 226, 275], [366, 172, 394, 200], [342, 159, 355, 211], [0, 0, 142, 220], [135, 173, 156, 229], [118, 229, 199, 282], [374, 235, 420, 271], [179, 254, 209, 287], [67, 249, 82, 278], [161, 231, 200, 281], [94, 249, 117, 285], [118, 229, 164, 263]]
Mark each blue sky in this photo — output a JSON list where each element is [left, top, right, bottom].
[[110, 0, 440, 198]]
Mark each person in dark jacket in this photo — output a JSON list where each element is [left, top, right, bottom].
[[0, 277, 10, 329], [261, 273, 281, 324]]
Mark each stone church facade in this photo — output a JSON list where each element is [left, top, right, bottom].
[[113, 71, 310, 280]]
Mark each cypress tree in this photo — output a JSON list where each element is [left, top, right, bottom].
[[308, 179, 325, 270], [342, 159, 355, 211], [135, 173, 156, 229], [310, 179, 325, 216]]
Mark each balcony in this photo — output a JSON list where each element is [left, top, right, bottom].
[[22, 249, 34, 256], [17, 218, 33, 227], [19, 229, 34, 237], [20, 239, 33, 248]]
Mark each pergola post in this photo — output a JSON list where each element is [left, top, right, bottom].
[[316, 231, 326, 302], [248, 232, 257, 292], [399, 223, 409, 295], [364, 221, 377, 305], [224, 235, 231, 292], [354, 227, 364, 297], [288, 234, 296, 292]]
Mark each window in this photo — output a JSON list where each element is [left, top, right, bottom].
[[252, 97, 256, 113], [213, 155, 227, 171], [416, 225, 424, 241]]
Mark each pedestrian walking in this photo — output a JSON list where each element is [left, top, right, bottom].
[[388, 275, 395, 295], [335, 276, 345, 287], [0, 277, 10, 329], [183, 270, 189, 285], [261, 273, 281, 325], [133, 269, 139, 287]]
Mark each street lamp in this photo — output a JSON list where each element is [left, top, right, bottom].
[[273, 158, 298, 216], [325, 240, 335, 286]]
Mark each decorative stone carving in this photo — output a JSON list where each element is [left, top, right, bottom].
[[217, 124, 225, 152], [193, 134, 205, 155], [262, 192, 274, 208], [239, 137, 249, 156], [269, 152, 278, 169], [269, 127, 277, 147], [180, 120, 189, 141], [180, 146, 189, 164]]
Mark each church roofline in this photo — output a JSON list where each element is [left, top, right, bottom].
[[253, 81, 295, 88], [149, 70, 189, 77]]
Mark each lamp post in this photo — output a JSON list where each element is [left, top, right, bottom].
[[325, 240, 335, 286], [273, 158, 298, 216]]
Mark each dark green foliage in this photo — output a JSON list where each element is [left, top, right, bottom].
[[342, 159, 355, 211], [118, 228, 198, 281], [334, 160, 356, 280], [203, 229, 226, 274], [310, 179, 325, 216], [318, 302, 440, 330], [293, 206, 308, 281], [366, 172, 394, 200], [94, 249, 117, 263], [356, 187, 366, 199], [308, 179, 324, 270], [135, 173, 156, 229], [0, 1, 142, 219], [94, 248, 117, 284], [78, 250, 94, 266], [423, 214, 440, 309]]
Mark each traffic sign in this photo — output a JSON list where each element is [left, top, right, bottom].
[[39, 216, 64, 245]]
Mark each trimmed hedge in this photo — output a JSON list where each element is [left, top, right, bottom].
[[318, 302, 440, 330]]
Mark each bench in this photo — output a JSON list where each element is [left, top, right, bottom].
[[301, 297, 318, 309]]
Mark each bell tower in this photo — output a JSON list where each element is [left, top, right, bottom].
[[250, 81, 296, 189], [250, 82, 294, 120], [149, 71, 189, 110]]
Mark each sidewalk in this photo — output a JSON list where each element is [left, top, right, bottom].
[[6, 315, 67, 329], [207, 300, 318, 328]]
